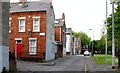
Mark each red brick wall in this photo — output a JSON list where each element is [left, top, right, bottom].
[[54, 26, 64, 42], [9, 11, 46, 59], [61, 27, 63, 42], [55, 26, 61, 42], [54, 26, 64, 58]]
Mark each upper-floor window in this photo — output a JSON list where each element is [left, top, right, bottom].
[[18, 17, 25, 32], [9, 17, 11, 33], [33, 16, 40, 32]]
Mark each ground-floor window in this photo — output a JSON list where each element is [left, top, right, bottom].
[[29, 38, 37, 55]]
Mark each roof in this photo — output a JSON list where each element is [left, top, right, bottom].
[[10, 1, 51, 13], [66, 28, 72, 34], [66, 28, 72, 32], [54, 19, 65, 26]]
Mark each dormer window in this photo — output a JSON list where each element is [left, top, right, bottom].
[[54, 20, 59, 24]]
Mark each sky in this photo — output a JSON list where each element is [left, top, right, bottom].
[[10, 0, 113, 40]]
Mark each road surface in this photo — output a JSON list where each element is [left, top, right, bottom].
[[16, 55, 117, 73]]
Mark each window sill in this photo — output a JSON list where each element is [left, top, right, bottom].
[[32, 31, 40, 32], [19, 31, 25, 33], [29, 54, 37, 56]]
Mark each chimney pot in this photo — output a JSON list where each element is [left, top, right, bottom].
[[40, 0, 52, 3], [62, 13, 65, 20], [19, 0, 27, 4]]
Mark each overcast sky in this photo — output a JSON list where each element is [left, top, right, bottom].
[[10, 0, 113, 40]]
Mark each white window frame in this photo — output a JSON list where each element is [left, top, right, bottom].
[[29, 38, 37, 55], [33, 16, 40, 32], [9, 17, 11, 33], [18, 17, 26, 32]]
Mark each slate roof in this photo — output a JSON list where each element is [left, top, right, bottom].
[[66, 28, 72, 34], [10, 1, 51, 13], [54, 19, 65, 26]]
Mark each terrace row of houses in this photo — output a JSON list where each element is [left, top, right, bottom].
[[9, 0, 81, 62]]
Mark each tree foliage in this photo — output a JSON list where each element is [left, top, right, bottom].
[[95, 37, 105, 54], [92, 5, 120, 55], [72, 31, 91, 48]]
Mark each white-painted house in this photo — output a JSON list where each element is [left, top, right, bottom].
[[72, 36, 81, 55], [66, 28, 72, 55]]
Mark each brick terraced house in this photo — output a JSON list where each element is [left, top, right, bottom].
[[54, 13, 66, 58], [9, 0, 56, 61]]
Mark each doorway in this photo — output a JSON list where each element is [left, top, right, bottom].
[[16, 40, 22, 59]]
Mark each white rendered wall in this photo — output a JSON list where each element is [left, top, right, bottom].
[[63, 47, 66, 57], [66, 35, 71, 52], [0, 1, 9, 72], [0, 46, 9, 72]]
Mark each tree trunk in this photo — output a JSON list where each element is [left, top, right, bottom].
[[118, 48, 120, 68], [118, 39, 120, 68], [118, 57, 120, 68]]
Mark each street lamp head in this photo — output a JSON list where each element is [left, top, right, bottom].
[[89, 29, 92, 30]]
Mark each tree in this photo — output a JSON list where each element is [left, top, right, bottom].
[[78, 32, 91, 48], [72, 31, 91, 49], [93, 36, 106, 54], [72, 31, 79, 37]]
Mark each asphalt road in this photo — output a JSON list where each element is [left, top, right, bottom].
[[17, 55, 93, 71], [53, 55, 86, 71]]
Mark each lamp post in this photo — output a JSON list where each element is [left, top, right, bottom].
[[110, 0, 116, 69], [89, 39, 91, 52], [105, 0, 108, 70], [89, 29, 94, 56], [110, 0, 120, 69], [109, 0, 120, 69]]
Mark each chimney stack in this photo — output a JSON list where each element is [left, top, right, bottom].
[[46, 0, 52, 3], [19, 0, 27, 5], [62, 13, 65, 20], [40, 0, 52, 3]]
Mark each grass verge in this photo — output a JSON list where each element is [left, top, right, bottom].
[[92, 54, 118, 65]]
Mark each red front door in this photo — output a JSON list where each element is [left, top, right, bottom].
[[16, 43, 22, 59]]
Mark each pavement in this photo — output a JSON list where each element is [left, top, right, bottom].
[[17, 55, 71, 67], [37, 55, 71, 66]]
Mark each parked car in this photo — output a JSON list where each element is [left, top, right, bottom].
[[84, 50, 90, 56]]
